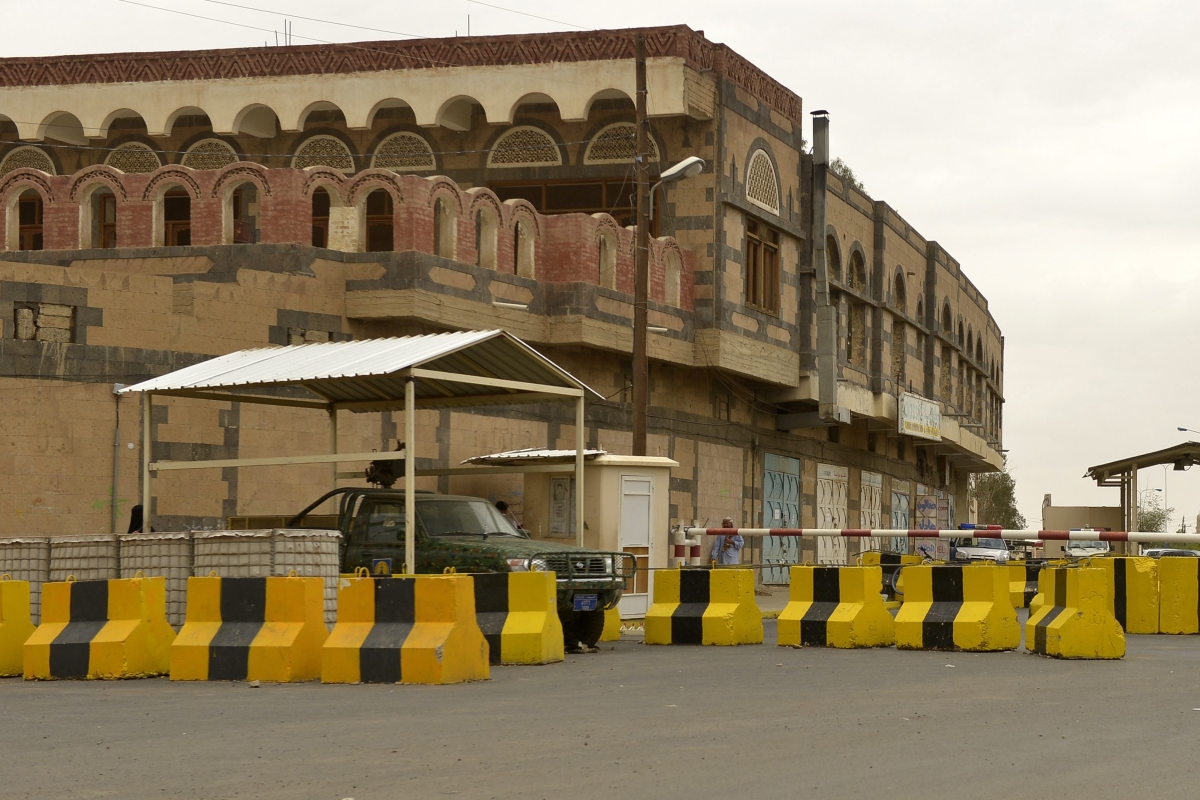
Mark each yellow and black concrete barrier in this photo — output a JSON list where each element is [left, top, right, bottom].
[[0, 576, 36, 677], [895, 564, 1019, 652], [1089, 557, 1159, 634], [322, 574, 488, 684], [1157, 557, 1200, 634], [470, 572, 563, 665], [599, 607, 621, 642], [1027, 567, 1124, 659], [645, 568, 762, 646], [171, 575, 327, 682], [1007, 563, 1040, 609], [777, 566, 894, 648], [24, 575, 176, 679]]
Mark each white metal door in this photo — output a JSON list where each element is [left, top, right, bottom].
[[861, 471, 882, 552], [890, 480, 911, 553], [762, 454, 801, 584], [618, 475, 652, 617], [816, 463, 848, 565]]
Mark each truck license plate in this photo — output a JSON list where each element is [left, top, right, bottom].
[[573, 594, 598, 612]]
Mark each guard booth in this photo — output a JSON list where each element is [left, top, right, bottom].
[[462, 450, 676, 618]]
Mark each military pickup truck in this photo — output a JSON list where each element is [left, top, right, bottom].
[[247, 487, 633, 650]]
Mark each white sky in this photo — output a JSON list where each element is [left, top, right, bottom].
[[7, 1, 1200, 529]]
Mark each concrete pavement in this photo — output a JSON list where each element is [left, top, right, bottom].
[[2, 622, 1198, 799]]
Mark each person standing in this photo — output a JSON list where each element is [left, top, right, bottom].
[[710, 517, 744, 565]]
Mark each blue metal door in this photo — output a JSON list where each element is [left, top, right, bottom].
[[762, 454, 801, 584]]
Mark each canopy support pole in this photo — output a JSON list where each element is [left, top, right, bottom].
[[328, 408, 338, 511], [405, 377, 416, 576], [576, 394, 585, 547], [141, 392, 152, 534]]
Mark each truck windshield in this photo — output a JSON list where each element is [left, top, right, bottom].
[[419, 499, 523, 537], [973, 539, 1007, 549], [1069, 541, 1108, 552]]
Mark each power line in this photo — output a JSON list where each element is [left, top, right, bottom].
[[115, 0, 601, 88], [201, 0, 427, 39], [464, 0, 587, 31]]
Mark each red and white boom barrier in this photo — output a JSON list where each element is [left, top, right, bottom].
[[684, 528, 1200, 544]]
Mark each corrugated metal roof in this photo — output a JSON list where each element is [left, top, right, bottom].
[[119, 330, 601, 410], [462, 448, 608, 465]]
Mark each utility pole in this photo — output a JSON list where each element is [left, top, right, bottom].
[[632, 32, 649, 457]]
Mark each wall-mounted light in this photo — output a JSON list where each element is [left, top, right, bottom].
[[492, 300, 528, 311]]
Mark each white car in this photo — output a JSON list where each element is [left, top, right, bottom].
[[1065, 540, 1110, 558], [951, 538, 1010, 563], [1142, 548, 1200, 558]]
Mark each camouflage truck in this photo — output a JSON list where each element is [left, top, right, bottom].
[[235, 487, 632, 650]]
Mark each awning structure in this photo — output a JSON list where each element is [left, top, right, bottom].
[[1084, 441, 1200, 536], [463, 447, 608, 466], [119, 330, 601, 573]]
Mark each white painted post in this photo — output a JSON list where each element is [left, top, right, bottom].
[[575, 393, 585, 548], [405, 377, 416, 576], [141, 392, 152, 533]]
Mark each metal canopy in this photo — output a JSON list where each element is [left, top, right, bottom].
[[1086, 441, 1200, 484], [119, 330, 596, 574], [119, 330, 601, 411]]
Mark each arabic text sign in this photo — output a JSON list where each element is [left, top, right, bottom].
[[899, 392, 942, 441]]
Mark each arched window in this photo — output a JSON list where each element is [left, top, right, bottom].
[[745, 149, 780, 215], [514, 218, 535, 277], [892, 320, 906, 387], [584, 123, 659, 164], [312, 188, 331, 247], [826, 235, 842, 283], [665, 250, 682, 307], [106, 143, 161, 174], [15, 189, 44, 250], [372, 132, 435, 173], [893, 271, 907, 314], [598, 232, 616, 289], [940, 343, 952, 401], [475, 207, 498, 270], [966, 329, 974, 359], [433, 196, 457, 259], [182, 139, 237, 170], [364, 190, 394, 252], [942, 302, 952, 334], [161, 187, 191, 246], [83, 186, 117, 248], [976, 340, 983, 363], [916, 297, 924, 325], [293, 135, 355, 173], [957, 320, 964, 347], [848, 251, 866, 292], [0, 146, 55, 177], [488, 127, 561, 168], [227, 183, 259, 244]]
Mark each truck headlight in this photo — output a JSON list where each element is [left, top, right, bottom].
[[603, 556, 613, 573], [506, 558, 529, 572], [529, 557, 548, 572]]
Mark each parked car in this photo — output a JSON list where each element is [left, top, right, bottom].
[[1142, 548, 1200, 558], [950, 538, 1010, 563]]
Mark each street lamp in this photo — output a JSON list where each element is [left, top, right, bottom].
[[648, 156, 705, 222], [1177, 427, 1200, 437], [632, 155, 705, 456]]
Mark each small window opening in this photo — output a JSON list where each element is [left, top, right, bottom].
[[163, 190, 191, 246], [365, 189, 394, 252], [312, 188, 331, 248], [18, 191, 43, 251]]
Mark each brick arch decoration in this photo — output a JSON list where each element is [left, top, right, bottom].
[[345, 170, 404, 207], [503, 199, 541, 238], [211, 163, 273, 199], [69, 166, 128, 202], [424, 177, 465, 215], [141, 167, 202, 201], [593, 213, 621, 239], [0, 169, 56, 204], [466, 187, 504, 221], [302, 168, 348, 205]]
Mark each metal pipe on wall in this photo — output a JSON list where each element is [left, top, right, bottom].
[[111, 383, 124, 534]]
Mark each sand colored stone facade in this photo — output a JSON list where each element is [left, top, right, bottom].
[[0, 27, 1003, 560]]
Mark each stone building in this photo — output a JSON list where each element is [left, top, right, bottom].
[[0, 26, 1004, 566]]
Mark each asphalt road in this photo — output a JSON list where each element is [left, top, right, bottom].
[[3, 622, 1199, 800]]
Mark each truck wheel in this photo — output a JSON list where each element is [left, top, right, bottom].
[[576, 609, 605, 648]]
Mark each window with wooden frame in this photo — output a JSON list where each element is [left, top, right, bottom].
[[744, 218, 780, 314]]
